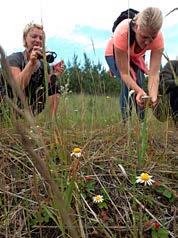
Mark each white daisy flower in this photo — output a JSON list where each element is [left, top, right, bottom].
[[93, 195, 104, 203], [70, 147, 82, 158], [136, 172, 154, 186]]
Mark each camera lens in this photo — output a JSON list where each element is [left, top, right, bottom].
[[46, 53, 54, 63], [37, 51, 57, 63]]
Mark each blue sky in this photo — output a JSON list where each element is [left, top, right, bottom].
[[46, 25, 111, 67], [1, 0, 178, 68]]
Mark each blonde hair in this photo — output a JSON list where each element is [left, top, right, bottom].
[[134, 7, 163, 35], [23, 22, 44, 47]]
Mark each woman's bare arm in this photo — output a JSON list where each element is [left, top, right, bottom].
[[148, 48, 163, 105], [114, 47, 146, 105]]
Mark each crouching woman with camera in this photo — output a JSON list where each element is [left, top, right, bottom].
[[5, 22, 64, 118]]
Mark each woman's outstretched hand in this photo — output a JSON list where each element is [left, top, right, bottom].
[[136, 89, 147, 107]]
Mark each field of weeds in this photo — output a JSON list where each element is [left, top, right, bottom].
[[0, 45, 178, 238], [0, 95, 178, 237]]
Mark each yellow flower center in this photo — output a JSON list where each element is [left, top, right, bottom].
[[140, 173, 150, 181], [95, 195, 102, 201], [73, 147, 81, 153]]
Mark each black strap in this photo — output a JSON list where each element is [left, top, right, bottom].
[[129, 20, 136, 47], [113, 20, 135, 61]]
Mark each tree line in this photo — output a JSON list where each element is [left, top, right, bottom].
[[59, 53, 120, 96]]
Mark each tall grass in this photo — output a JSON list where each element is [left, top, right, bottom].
[[0, 46, 177, 237], [54, 94, 120, 129]]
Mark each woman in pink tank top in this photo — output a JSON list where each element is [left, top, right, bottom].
[[105, 7, 164, 123]]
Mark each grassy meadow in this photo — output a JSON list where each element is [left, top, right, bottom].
[[0, 92, 178, 238], [0, 44, 178, 238]]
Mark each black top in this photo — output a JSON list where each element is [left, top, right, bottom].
[[1, 52, 59, 114]]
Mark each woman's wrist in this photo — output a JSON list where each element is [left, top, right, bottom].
[[28, 60, 38, 72], [135, 87, 145, 95]]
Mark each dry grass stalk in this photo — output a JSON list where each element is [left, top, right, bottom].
[[15, 121, 79, 237]]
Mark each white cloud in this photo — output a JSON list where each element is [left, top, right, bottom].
[[1, 0, 178, 61]]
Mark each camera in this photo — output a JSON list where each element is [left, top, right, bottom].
[[37, 51, 57, 63]]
